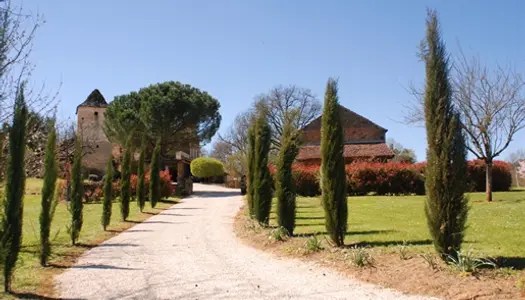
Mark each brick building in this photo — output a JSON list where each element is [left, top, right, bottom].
[[296, 105, 394, 165]]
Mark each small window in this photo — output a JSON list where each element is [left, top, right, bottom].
[[96, 145, 99, 148], [94, 111, 99, 116], [81, 117, 84, 121]]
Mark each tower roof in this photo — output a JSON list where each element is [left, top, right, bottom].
[[76, 89, 108, 113]]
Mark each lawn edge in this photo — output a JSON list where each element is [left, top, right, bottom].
[[233, 202, 523, 300]]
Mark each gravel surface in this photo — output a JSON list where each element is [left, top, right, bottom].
[[56, 184, 438, 300]]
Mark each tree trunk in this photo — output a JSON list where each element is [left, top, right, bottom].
[[486, 160, 493, 202]]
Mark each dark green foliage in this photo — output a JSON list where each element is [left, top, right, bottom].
[[137, 136, 146, 212], [104, 81, 221, 157], [1, 84, 28, 291], [246, 126, 256, 217], [149, 140, 161, 208], [69, 138, 83, 246], [276, 123, 300, 236], [102, 155, 114, 231], [120, 139, 132, 221], [190, 157, 225, 178], [39, 119, 58, 266], [253, 114, 273, 225], [320, 78, 347, 247], [422, 10, 469, 258]]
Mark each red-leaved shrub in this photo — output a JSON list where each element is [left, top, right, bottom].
[[57, 170, 174, 202], [130, 169, 174, 199], [413, 160, 512, 192], [269, 159, 510, 197]]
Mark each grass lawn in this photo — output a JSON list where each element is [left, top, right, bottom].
[[270, 191, 525, 259], [2, 178, 178, 299]]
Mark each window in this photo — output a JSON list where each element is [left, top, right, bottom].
[[96, 145, 99, 148], [94, 111, 98, 116]]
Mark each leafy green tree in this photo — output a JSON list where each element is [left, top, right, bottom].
[[120, 139, 132, 221], [104, 81, 221, 158], [70, 137, 83, 246], [39, 119, 58, 266], [276, 123, 300, 236], [102, 155, 114, 231], [149, 140, 161, 208], [320, 78, 347, 247], [422, 10, 468, 258], [1, 84, 28, 291], [253, 114, 273, 225], [137, 136, 146, 212], [247, 126, 256, 216], [190, 157, 225, 179]]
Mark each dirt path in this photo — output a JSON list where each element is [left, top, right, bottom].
[[56, 184, 437, 300]]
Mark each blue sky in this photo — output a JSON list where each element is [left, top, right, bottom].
[[19, 0, 525, 161]]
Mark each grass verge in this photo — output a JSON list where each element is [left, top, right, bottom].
[[2, 178, 179, 299], [235, 191, 525, 300]]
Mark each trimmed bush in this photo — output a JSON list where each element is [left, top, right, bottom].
[[415, 160, 512, 192], [467, 160, 512, 192], [131, 169, 173, 199], [190, 157, 225, 179]]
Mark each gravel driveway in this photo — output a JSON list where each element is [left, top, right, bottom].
[[56, 183, 437, 300]]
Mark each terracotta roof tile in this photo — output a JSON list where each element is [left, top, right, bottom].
[[296, 143, 394, 161]]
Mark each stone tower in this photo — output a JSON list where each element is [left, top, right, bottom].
[[76, 89, 111, 174]]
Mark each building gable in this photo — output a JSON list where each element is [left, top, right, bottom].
[[300, 104, 388, 145]]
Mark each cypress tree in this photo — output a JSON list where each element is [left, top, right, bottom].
[[137, 136, 146, 212], [246, 125, 256, 217], [276, 123, 300, 236], [423, 10, 468, 258], [253, 114, 272, 225], [39, 119, 58, 266], [1, 84, 28, 291], [70, 137, 83, 246], [149, 140, 161, 208], [320, 78, 347, 247], [102, 155, 114, 231], [120, 139, 132, 221]]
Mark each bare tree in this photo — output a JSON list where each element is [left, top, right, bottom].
[[387, 138, 417, 163], [218, 110, 252, 156], [0, 1, 60, 123], [404, 50, 525, 202], [210, 140, 233, 163], [255, 84, 321, 149]]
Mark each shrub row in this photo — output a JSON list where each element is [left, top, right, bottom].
[[56, 170, 174, 203], [269, 160, 512, 197]]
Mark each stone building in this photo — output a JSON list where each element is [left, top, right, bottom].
[[76, 89, 112, 174], [296, 105, 394, 165], [76, 89, 198, 189]]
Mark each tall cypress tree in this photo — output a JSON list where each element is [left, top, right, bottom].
[[70, 137, 83, 246], [1, 84, 28, 291], [246, 125, 256, 217], [149, 140, 161, 208], [276, 122, 300, 236], [253, 113, 272, 225], [120, 139, 132, 221], [423, 10, 468, 258], [39, 119, 58, 266], [137, 136, 146, 212], [102, 154, 114, 231], [320, 78, 347, 247]]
